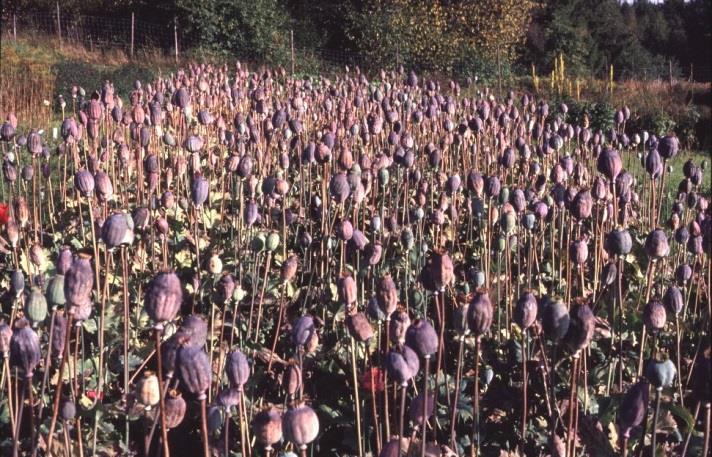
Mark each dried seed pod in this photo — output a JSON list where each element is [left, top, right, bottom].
[[56, 247, 73, 275], [101, 212, 134, 248], [571, 189, 593, 220], [94, 171, 113, 201], [658, 135, 679, 160], [618, 380, 649, 439], [64, 253, 94, 307], [405, 318, 438, 358], [177, 314, 208, 348], [217, 387, 242, 408], [176, 345, 211, 398], [386, 345, 420, 385], [408, 392, 435, 426], [225, 349, 250, 389], [51, 311, 67, 357], [191, 173, 209, 207], [376, 274, 398, 318], [60, 398, 76, 421], [467, 289, 493, 337], [643, 299, 666, 333], [644, 229, 669, 260], [10, 318, 41, 379], [569, 238, 589, 265], [164, 390, 187, 429], [216, 274, 236, 304], [644, 358, 676, 389], [283, 404, 320, 447], [542, 300, 570, 341], [514, 292, 538, 330], [74, 169, 95, 197], [0, 321, 11, 355], [605, 228, 632, 256], [338, 273, 358, 306], [281, 255, 299, 282], [597, 148, 623, 181], [144, 271, 183, 328], [601, 261, 617, 287], [389, 309, 411, 345], [346, 311, 373, 342], [565, 302, 595, 353], [292, 315, 315, 348], [10, 270, 25, 297], [137, 371, 160, 409], [662, 285, 684, 315], [252, 408, 283, 447]]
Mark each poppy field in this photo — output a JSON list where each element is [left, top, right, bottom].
[[0, 63, 710, 457]]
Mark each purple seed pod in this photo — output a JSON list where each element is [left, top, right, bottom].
[[565, 302, 595, 353], [191, 173, 209, 207], [389, 309, 411, 345], [101, 212, 134, 248], [380, 439, 402, 457], [10, 270, 25, 297], [644, 359, 676, 389], [408, 392, 435, 426], [350, 230, 369, 251], [284, 363, 302, 398], [64, 253, 93, 307], [542, 300, 570, 341], [10, 318, 41, 379], [225, 349, 250, 389], [658, 135, 679, 160], [94, 171, 113, 201], [386, 345, 420, 385], [330, 173, 351, 203], [643, 299, 666, 333], [253, 408, 283, 447], [405, 319, 438, 358], [467, 289, 493, 337], [645, 149, 663, 179], [571, 189, 593, 220], [177, 314, 207, 348], [569, 238, 589, 265], [484, 175, 501, 198], [176, 345, 211, 398], [50, 311, 67, 357], [74, 169, 95, 197], [292, 315, 315, 348], [346, 311, 374, 342], [596, 148, 623, 181], [366, 242, 383, 266], [60, 398, 76, 421], [601, 261, 617, 287], [514, 291, 538, 330], [663, 285, 684, 315], [161, 334, 181, 378], [644, 229, 670, 260], [376, 274, 399, 318], [144, 271, 183, 328], [618, 380, 649, 439], [164, 390, 187, 429], [0, 321, 11, 355], [281, 255, 299, 282], [0, 121, 16, 141], [674, 264, 693, 284], [338, 273, 358, 306], [244, 200, 259, 226], [337, 219, 354, 241], [605, 228, 633, 256], [283, 404, 320, 447]]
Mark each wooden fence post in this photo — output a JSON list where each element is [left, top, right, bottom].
[[174, 17, 179, 63], [130, 12, 135, 58]]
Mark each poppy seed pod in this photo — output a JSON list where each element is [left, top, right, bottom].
[[618, 381, 649, 439], [56, 247, 73, 275], [645, 149, 663, 179], [484, 175, 501, 198], [25, 287, 48, 327], [565, 302, 595, 353], [542, 300, 570, 341], [164, 390, 187, 429], [283, 405, 320, 448], [674, 264, 692, 284], [191, 173, 209, 207], [225, 349, 250, 389], [346, 311, 374, 342], [176, 345, 211, 398], [144, 271, 183, 328], [644, 358, 676, 389], [376, 274, 398, 317], [50, 311, 67, 357], [386, 345, 420, 385], [101, 212, 134, 248], [644, 229, 669, 260], [658, 135, 679, 160], [74, 169, 95, 197], [176, 314, 208, 348], [425, 249, 455, 292], [514, 292, 538, 330], [0, 321, 11, 356], [292, 315, 315, 348], [137, 371, 160, 409], [597, 148, 623, 181], [569, 238, 589, 265], [663, 285, 684, 315], [467, 290, 493, 337], [60, 398, 76, 421], [389, 309, 411, 345], [330, 173, 350, 203], [253, 408, 283, 447], [605, 228, 632, 256], [571, 190, 593, 220], [408, 392, 435, 426], [64, 253, 94, 307], [405, 319, 438, 358], [338, 273, 358, 306], [601, 261, 617, 287], [10, 318, 41, 379], [281, 255, 299, 282], [643, 299, 666, 333]]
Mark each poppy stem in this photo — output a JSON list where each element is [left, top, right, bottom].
[[200, 397, 210, 457], [154, 328, 170, 457]]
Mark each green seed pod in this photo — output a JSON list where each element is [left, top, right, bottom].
[[46, 275, 66, 309], [266, 232, 280, 252], [501, 211, 517, 234], [25, 287, 48, 327], [495, 236, 506, 252], [251, 233, 266, 253]]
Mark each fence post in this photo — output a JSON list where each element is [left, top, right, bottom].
[[56, 2, 62, 48], [174, 17, 179, 63], [130, 12, 135, 58], [290, 30, 295, 75]]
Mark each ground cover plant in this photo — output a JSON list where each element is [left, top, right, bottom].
[[0, 61, 710, 457]]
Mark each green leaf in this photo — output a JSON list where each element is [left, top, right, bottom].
[[661, 401, 695, 432]]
